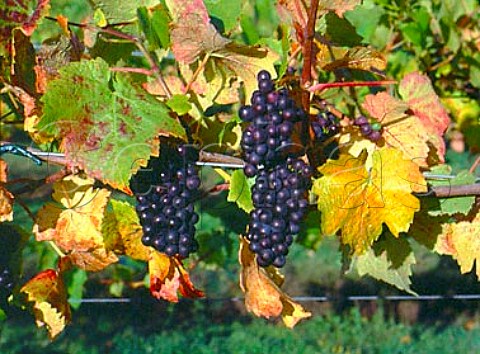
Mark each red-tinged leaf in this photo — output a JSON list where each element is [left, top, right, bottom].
[[167, 0, 230, 64], [239, 238, 311, 328], [363, 92, 434, 167], [277, 0, 361, 28], [0, 0, 50, 50], [149, 252, 204, 302], [0, 159, 14, 223], [20, 269, 72, 340], [38, 58, 185, 193], [399, 72, 450, 136]]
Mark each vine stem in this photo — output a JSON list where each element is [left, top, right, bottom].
[[308, 80, 397, 92], [300, 0, 319, 111], [49, 241, 66, 258]]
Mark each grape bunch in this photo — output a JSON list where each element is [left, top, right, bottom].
[[311, 111, 340, 142], [246, 158, 312, 267], [0, 266, 14, 297], [134, 144, 201, 258], [353, 115, 383, 142], [239, 70, 306, 178]]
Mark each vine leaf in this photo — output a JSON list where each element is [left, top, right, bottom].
[[312, 148, 427, 254], [149, 252, 204, 302], [0, 0, 50, 53], [399, 72, 450, 137], [398, 72, 450, 161], [38, 58, 185, 193], [277, 0, 361, 28], [89, 0, 158, 23], [33, 174, 118, 271], [227, 170, 254, 213], [167, 0, 230, 64], [167, 0, 278, 99], [435, 210, 480, 280], [321, 47, 386, 73], [352, 234, 417, 294], [20, 269, 72, 340], [427, 166, 476, 216], [362, 92, 433, 167], [103, 199, 151, 262], [0, 159, 14, 222], [239, 238, 311, 328]]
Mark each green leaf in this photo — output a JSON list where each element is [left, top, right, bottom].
[[151, 5, 171, 49], [166, 94, 193, 115], [39, 58, 186, 193], [204, 0, 245, 33], [344, 2, 384, 42], [66, 269, 88, 310], [353, 234, 417, 295], [427, 167, 476, 216], [324, 12, 363, 47], [227, 170, 253, 213], [89, 0, 158, 23], [137, 7, 159, 51]]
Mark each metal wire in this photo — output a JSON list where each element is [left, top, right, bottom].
[[67, 294, 480, 304]]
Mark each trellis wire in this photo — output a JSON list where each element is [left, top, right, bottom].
[[68, 294, 480, 304]]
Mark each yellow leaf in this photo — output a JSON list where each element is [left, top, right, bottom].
[[0, 159, 14, 222], [312, 148, 427, 254], [103, 200, 151, 262], [20, 269, 72, 340], [322, 47, 386, 73], [239, 238, 311, 327], [436, 211, 480, 279], [33, 174, 117, 271]]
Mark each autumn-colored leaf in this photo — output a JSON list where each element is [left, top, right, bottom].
[[103, 199, 151, 262], [0, 0, 50, 53], [167, 0, 230, 64], [38, 58, 185, 193], [239, 238, 311, 328], [0, 159, 14, 223], [33, 174, 118, 271], [399, 72, 450, 136], [20, 269, 71, 340], [362, 92, 433, 167], [322, 47, 386, 73], [435, 210, 480, 280], [277, 0, 361, 28], [312, 148, 427, 254], [149, 252, 204, 302]]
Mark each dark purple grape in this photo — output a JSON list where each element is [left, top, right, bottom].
[[354, 115, 368, 126], [360, 124, 372, 135], [368, 130, 382, 142], [257, 70, 271, 81], [239, 106, 253, 121], [258, 79, 274, 93]]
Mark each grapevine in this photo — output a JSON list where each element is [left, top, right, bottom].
[[0, 0, 478, 340]]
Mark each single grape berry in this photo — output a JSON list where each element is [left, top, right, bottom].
[[0, 267, 14, 296]]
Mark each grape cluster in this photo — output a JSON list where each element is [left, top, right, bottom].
[[239, 70, 306, 177], [311, 111, 340, 142], [246, 158, 312, 267], [134, 144, 201, 258], [353, 115, 382, 142], [0, 266, 14, 297]]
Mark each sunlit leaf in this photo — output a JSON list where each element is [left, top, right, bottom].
[[33, 174, 118, 271], [239, 238, 311, 328], [103, 199, 151, 261], [149, 252, 204, 302], [89, 0, 158, 23], [20, 269, 71, 340], [436, 210, 480, 280], [363, 92, 432, 167], [312, 148, 427, 254], [227, 170, 254, 213], [0, 159, 14, 223], [353, 234, 417, 294], [38, 58, 185, 193], [322, 47, 386, 73]]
